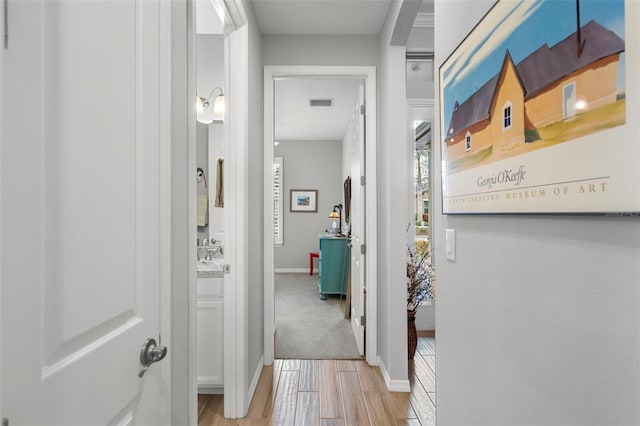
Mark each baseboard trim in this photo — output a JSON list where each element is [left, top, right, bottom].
[[275, 268, 312, 274], [378, 356, 411, 392], [198, 386, 224, 395], [247, 355, 264, 404]]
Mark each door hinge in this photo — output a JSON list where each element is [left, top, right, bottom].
[[360, 315, 366, 327], [360, 104, 366, 115], [4, 0, 8, 49], [360, 244, 366, 255], [360, 175, 365, 186], [223, 264, 231, 274]]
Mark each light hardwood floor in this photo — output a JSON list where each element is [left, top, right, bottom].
[[198, 334, 436, 426]]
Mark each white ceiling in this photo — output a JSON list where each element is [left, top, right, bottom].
[[251, 0, 393, 35], [219, 0, 434, 141], [275, 79, 360, 141]]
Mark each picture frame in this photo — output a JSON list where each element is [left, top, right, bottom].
[[290, 189, 318, 212], [439, 0, 634, 214]]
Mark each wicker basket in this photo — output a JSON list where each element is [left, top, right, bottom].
[[408, 310, 417, 359]]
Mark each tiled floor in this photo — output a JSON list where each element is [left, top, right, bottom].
[[198, 334, 436, 425]]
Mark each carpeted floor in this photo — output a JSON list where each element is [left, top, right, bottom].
[[275, 273, 362, 359]]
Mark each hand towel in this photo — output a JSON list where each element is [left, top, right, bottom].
[[197, 193, 208, 226], [215, 157, 224, 208]]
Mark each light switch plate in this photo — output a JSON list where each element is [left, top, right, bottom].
[[445, 229, 456, 261]]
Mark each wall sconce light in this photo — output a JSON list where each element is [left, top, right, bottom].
[[329, 203, 343, 235], [196, 86, 225, 124]]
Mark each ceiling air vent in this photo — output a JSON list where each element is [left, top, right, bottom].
[[309, 98, 334, 107]]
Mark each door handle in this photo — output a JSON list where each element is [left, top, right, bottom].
[[138, 338, 167, 378]]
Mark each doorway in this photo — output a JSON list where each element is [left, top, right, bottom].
[[271, 77, 361, 359], [263, 66, 378, 366], [409, 101, 435, 332], [192, 0, 227, 422]]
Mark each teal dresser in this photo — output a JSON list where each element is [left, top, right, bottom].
[[317, 236, 351, 299]]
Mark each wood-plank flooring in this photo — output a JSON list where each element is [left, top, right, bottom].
[[198, 334, 436, 426]]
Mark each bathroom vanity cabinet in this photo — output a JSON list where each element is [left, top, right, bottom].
[[197, 275, 224, 391], [317, 236, 351, 299]]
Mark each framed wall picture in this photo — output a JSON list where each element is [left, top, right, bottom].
[[439, 0, 635, 214], [290, 189, 318, 212]]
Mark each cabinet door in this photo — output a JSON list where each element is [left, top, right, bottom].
[[197, 300, 224, 387], [319, 238, 349, 295]]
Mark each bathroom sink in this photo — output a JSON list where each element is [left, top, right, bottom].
[[198, 259, 224, 272]]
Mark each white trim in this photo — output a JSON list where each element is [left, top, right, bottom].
[[413, 12, 434, 28], [225, 16, 250, 418], [186, 0, 199, 424], [211, 0, 246, 31], [198, 387, 224, 395], [263, 66, 378, 367], [364, 66, 378, 366], [275, 268, 312, 274], [378, 357, 411, 392], [247, 355, 264, 404], [222, 32, 238, 419], [158, 0, 173, 424], [0, 2, 4, 417], [263, 68, 275, 365]]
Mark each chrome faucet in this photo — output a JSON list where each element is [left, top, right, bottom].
[[205, 246, 223, 260]]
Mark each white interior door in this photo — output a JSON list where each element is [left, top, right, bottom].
[[1, 0, 170, 424], [350, 82, 366, 356]]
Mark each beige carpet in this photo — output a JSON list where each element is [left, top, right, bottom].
[[275, 273, 362, 359]]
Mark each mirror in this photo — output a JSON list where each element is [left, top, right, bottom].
[[196, 32, 224, 247]]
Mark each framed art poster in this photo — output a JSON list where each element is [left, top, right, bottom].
[[440, 0, 637, 214], [290, 189, 318, 212]]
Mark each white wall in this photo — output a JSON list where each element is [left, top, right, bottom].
[[244, 0, 264, 414], [407, 27, 433, 51], [377, 0, 413, 383], [274, 141, 343, 270], [434, 2, 640, 425], [170, 0, 190, 423], [262, 35, 378, 66]]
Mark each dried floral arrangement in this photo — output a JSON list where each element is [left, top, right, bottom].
[[407, 240, 435, 312]]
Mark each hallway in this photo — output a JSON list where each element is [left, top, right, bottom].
[[198, 334, 436, 425]]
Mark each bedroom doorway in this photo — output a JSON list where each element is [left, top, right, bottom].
[[271, 77, 363, 359], [263, 66, 378, 365]]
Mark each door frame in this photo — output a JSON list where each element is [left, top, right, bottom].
[[408, 99, 436, 331], [263, 66, 378, 366], [0, 1, 5, 417], [186, 0, 247, 421]]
